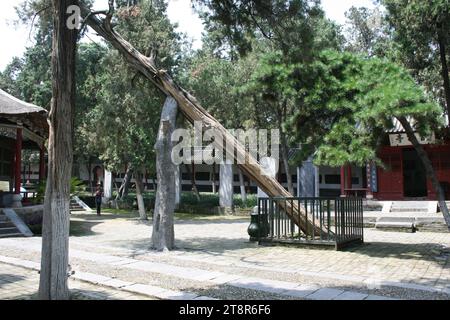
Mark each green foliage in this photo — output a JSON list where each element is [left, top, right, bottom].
[[80, 1, 186, 176], [286, 50, 443, 167], [344, 6, 392, 57], [193, 0, 341, 60], [381, 0, 450, 114]]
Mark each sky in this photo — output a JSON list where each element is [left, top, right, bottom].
[[0, 0, 378, 71]]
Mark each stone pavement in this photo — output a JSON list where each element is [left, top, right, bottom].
[[0, 249, 394, 301], [0, 213, 449, 300], [0, 262, 154, 300]]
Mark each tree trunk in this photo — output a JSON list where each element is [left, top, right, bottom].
[[397, 116, 450, 228], [39, 0, 78, 300], [88, 158, 92, 195], [280, 132, 294, 195], [438, 28, 450, 126], [211, 163, 216, 194], [238, 168, 247, 202], [152, 97, 178, 251], [135, 170, 147, 220], [80, 5, 330, 236], [117, 165, 132, 200]]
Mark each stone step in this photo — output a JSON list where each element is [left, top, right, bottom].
[[0, 227, 20, 235], [390, 208, 429, 213], [0, 215, 8, 222], [0, 221, 15, 228], [0, 232, 24, 238], [375, 221, 415, 233], [375, 217, 415, 233]]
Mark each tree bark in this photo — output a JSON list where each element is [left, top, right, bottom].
[[281, 132, 294, 195], [152, 97, 178, 251], [397, 116, 450, 228], [80, 5, 329, 236], [238, 168, 247, 202], [39, 0, 78, 300], [438, 27, 450, 126], [117, 165, 132, 200], [135, 170, 147, 220]]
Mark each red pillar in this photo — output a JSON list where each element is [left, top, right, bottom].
[[340, 166, 346, 197], [39, 146, 46, 182], [15, 127, 23, 194]]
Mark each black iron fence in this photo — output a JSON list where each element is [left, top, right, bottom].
[[256, 197, 364, 250]]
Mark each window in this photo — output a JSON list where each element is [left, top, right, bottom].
[[324, 175, 341, 184]]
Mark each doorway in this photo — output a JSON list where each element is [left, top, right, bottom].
[[402, 149, 428, 198]]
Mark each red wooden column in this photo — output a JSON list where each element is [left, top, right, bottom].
[[340, 166, 346, 197], [39, 145, 46, 182], [15, 127, 23, 194]]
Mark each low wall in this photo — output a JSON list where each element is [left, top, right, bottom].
[[13, 205, 44, 226]]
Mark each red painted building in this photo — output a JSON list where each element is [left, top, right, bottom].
[[373, 143, 450, 200], [340, 120, 450, 201], [0, 89, 48, 207]]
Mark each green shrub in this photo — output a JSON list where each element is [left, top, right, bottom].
[[34, 177, 86, 204]]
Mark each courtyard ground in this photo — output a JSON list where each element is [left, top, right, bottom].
[[0, 211, 449, 300]]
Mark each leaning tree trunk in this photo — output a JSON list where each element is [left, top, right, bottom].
[[437, 27, 450, 126], [152, 97, 178, 251], [80, 4, 330, 236], [397, 116, 450, 228], [135, 170, 147, 220], [39, 0, 78, 300]]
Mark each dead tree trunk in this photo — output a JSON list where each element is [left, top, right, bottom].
[[135, 170, 147, 220], [152, 97, 178, 251], [397, 116, 450, 228], [80, 4, 329, 236], [39, 0, 78, 300]]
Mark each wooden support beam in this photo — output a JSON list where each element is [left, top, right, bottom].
[[15, 127, 22, 194]]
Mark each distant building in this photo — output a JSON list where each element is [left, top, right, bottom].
[[0, 89, 48, 207]]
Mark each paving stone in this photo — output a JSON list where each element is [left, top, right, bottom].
[[365, 295, 397, 300], [209, 274, 244, 284], [71, 271, 111, 284], [227, 277, 298, 294], [122, 283, 167, 297], [283, 285, 320, 298], [306, 288, 345, 300], [157, 289, 199, 300], [99, 278, 134, 289], [333, 291, 369, 300]]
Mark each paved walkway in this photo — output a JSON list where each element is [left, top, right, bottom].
[[0, 212, 449, 300], [0, 262, 153, 300]]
